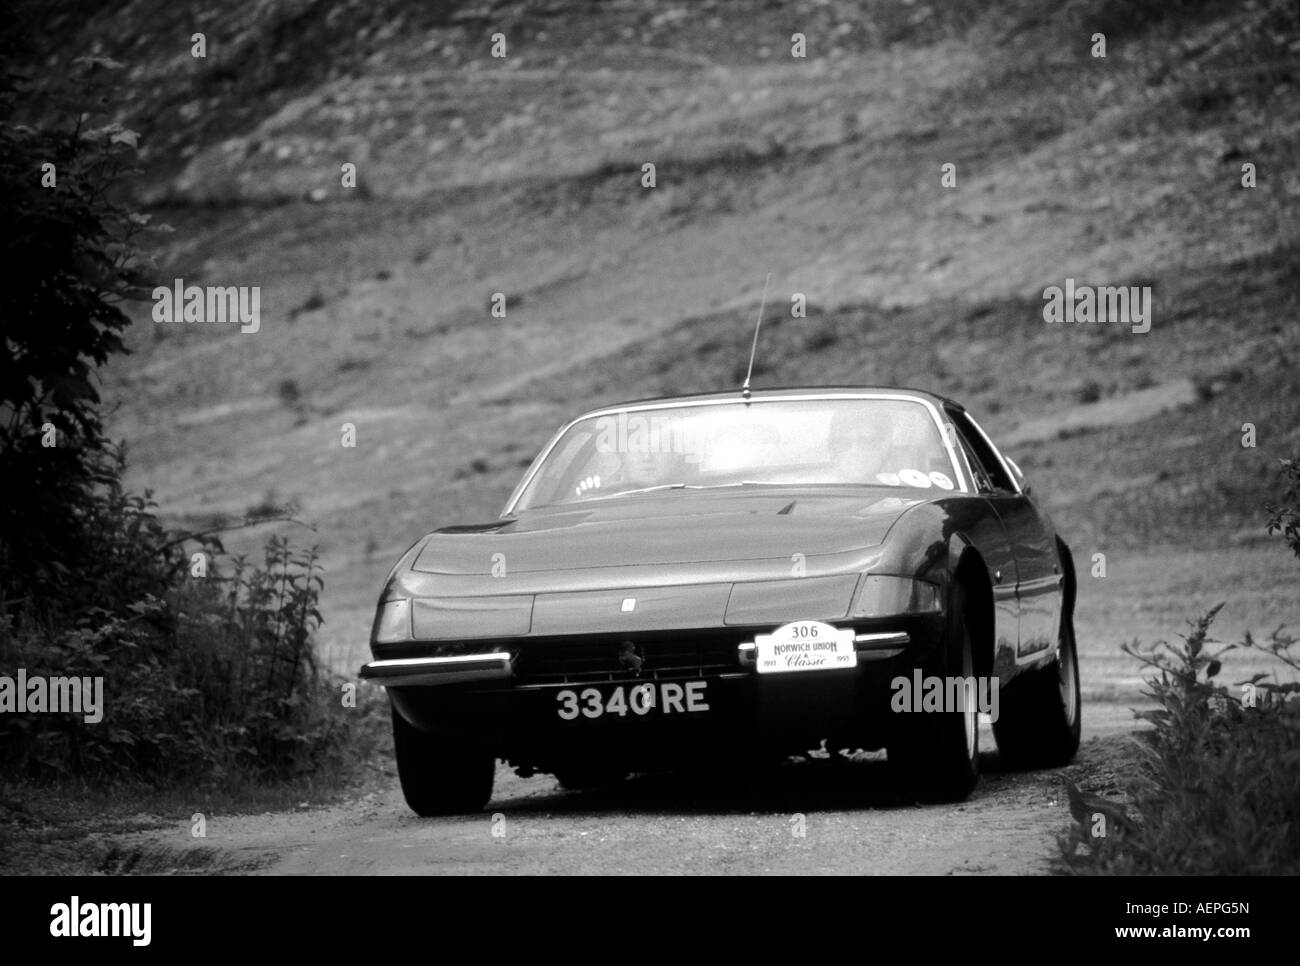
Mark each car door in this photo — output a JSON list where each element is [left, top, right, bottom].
[[946, 409, 1062, 665]]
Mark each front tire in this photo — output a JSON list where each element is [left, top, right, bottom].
[[887, 583, 980, 803], [391, 705, 495, 816]]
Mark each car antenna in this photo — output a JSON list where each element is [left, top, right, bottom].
[[740, 272, 771, 405]]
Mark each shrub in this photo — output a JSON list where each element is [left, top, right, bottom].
[[1058, 455, 1300, 874], [1265, 457, 1300, 562], [0, 530, 362, 783], [0, 46, 379, 791], [0, 54, 156, 614]]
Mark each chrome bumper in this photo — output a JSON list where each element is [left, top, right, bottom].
[[359, 653, 513, 687], [362, 630, 911, 687]]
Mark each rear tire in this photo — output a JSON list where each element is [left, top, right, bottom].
[[887, 583, 980, 803], [391, 705, 494, 816], [992, 611, 1081, 769]]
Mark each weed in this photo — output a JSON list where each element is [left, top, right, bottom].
[[1057, 456, 1300, 874]]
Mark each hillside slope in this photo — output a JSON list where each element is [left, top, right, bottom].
[[20, 0, 1297, 682]]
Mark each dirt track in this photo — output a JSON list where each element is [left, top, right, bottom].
[[99, 704, 1141, 876]]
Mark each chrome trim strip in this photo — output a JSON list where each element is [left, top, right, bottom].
[[511, 672, 754, 691], [853, 631, 910, 648], [502, 392, 969, 515], [360, 652, 513, 687], [1017, 574, 1064, 593], [855, 647, 905, 661]]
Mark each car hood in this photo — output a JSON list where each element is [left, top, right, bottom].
[[411, 490, 924, 575]]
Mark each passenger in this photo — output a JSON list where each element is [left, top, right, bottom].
[[830, 408, 895, 482], [575, 444, 688, 496]]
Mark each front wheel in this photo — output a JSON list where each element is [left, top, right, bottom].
[[391, 705, 495, 816], [887, 583, 980, 803]]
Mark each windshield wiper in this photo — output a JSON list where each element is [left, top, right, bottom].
[[587, 483, 694, 500], [586, 481, 789, 501]]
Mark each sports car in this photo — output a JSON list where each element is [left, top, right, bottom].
[[361, 387, 1080, 814]]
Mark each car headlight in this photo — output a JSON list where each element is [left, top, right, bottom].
[[852, 576, 942, 618], [373, 598, 412, 643], [723, 574, 859, 624]]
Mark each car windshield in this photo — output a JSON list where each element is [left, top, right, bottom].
[[510, 396, 963, 511]]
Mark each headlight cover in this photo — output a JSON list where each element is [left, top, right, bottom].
[[373, 598, 413, 643], [411, 596, 533, 639], [852, 575, 942, 618], [724, 574, 859, 624]]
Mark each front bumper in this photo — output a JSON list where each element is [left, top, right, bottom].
[[363, 616, 944, 768], [360, 629, 914, 688], [360, 652, 513, 687]]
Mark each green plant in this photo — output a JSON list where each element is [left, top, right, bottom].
[[0, 530, 362, 783], [0, 47, 373, 790], [0, 54, 158, 613], [1061, 611, 1300, 873], [1265, 457, 1300, 562], [1058, 454, 1300, 874]]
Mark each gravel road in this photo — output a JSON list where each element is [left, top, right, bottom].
[[105, 703, 1144, 875]]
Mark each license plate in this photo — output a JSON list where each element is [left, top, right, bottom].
[[755, 620, 856, 674], [554, 680, 709, 721]]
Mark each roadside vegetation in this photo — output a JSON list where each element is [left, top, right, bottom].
[[1057, 457, 1300, 874], [0, 49, 384, 826]]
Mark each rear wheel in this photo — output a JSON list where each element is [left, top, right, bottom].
[[391, 705, 494, 816], [992, 611, 1081, 769], [887, 583, 980, 803]]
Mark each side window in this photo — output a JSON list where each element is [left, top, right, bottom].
[[955, 433, 993, 493], [948, 411, 1016, 493], [941, 422, 981, 492]]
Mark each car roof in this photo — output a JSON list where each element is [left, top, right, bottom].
[[579, 385, 966, 417]]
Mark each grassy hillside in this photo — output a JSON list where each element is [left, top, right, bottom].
[[19, 0, 1298, 686]]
